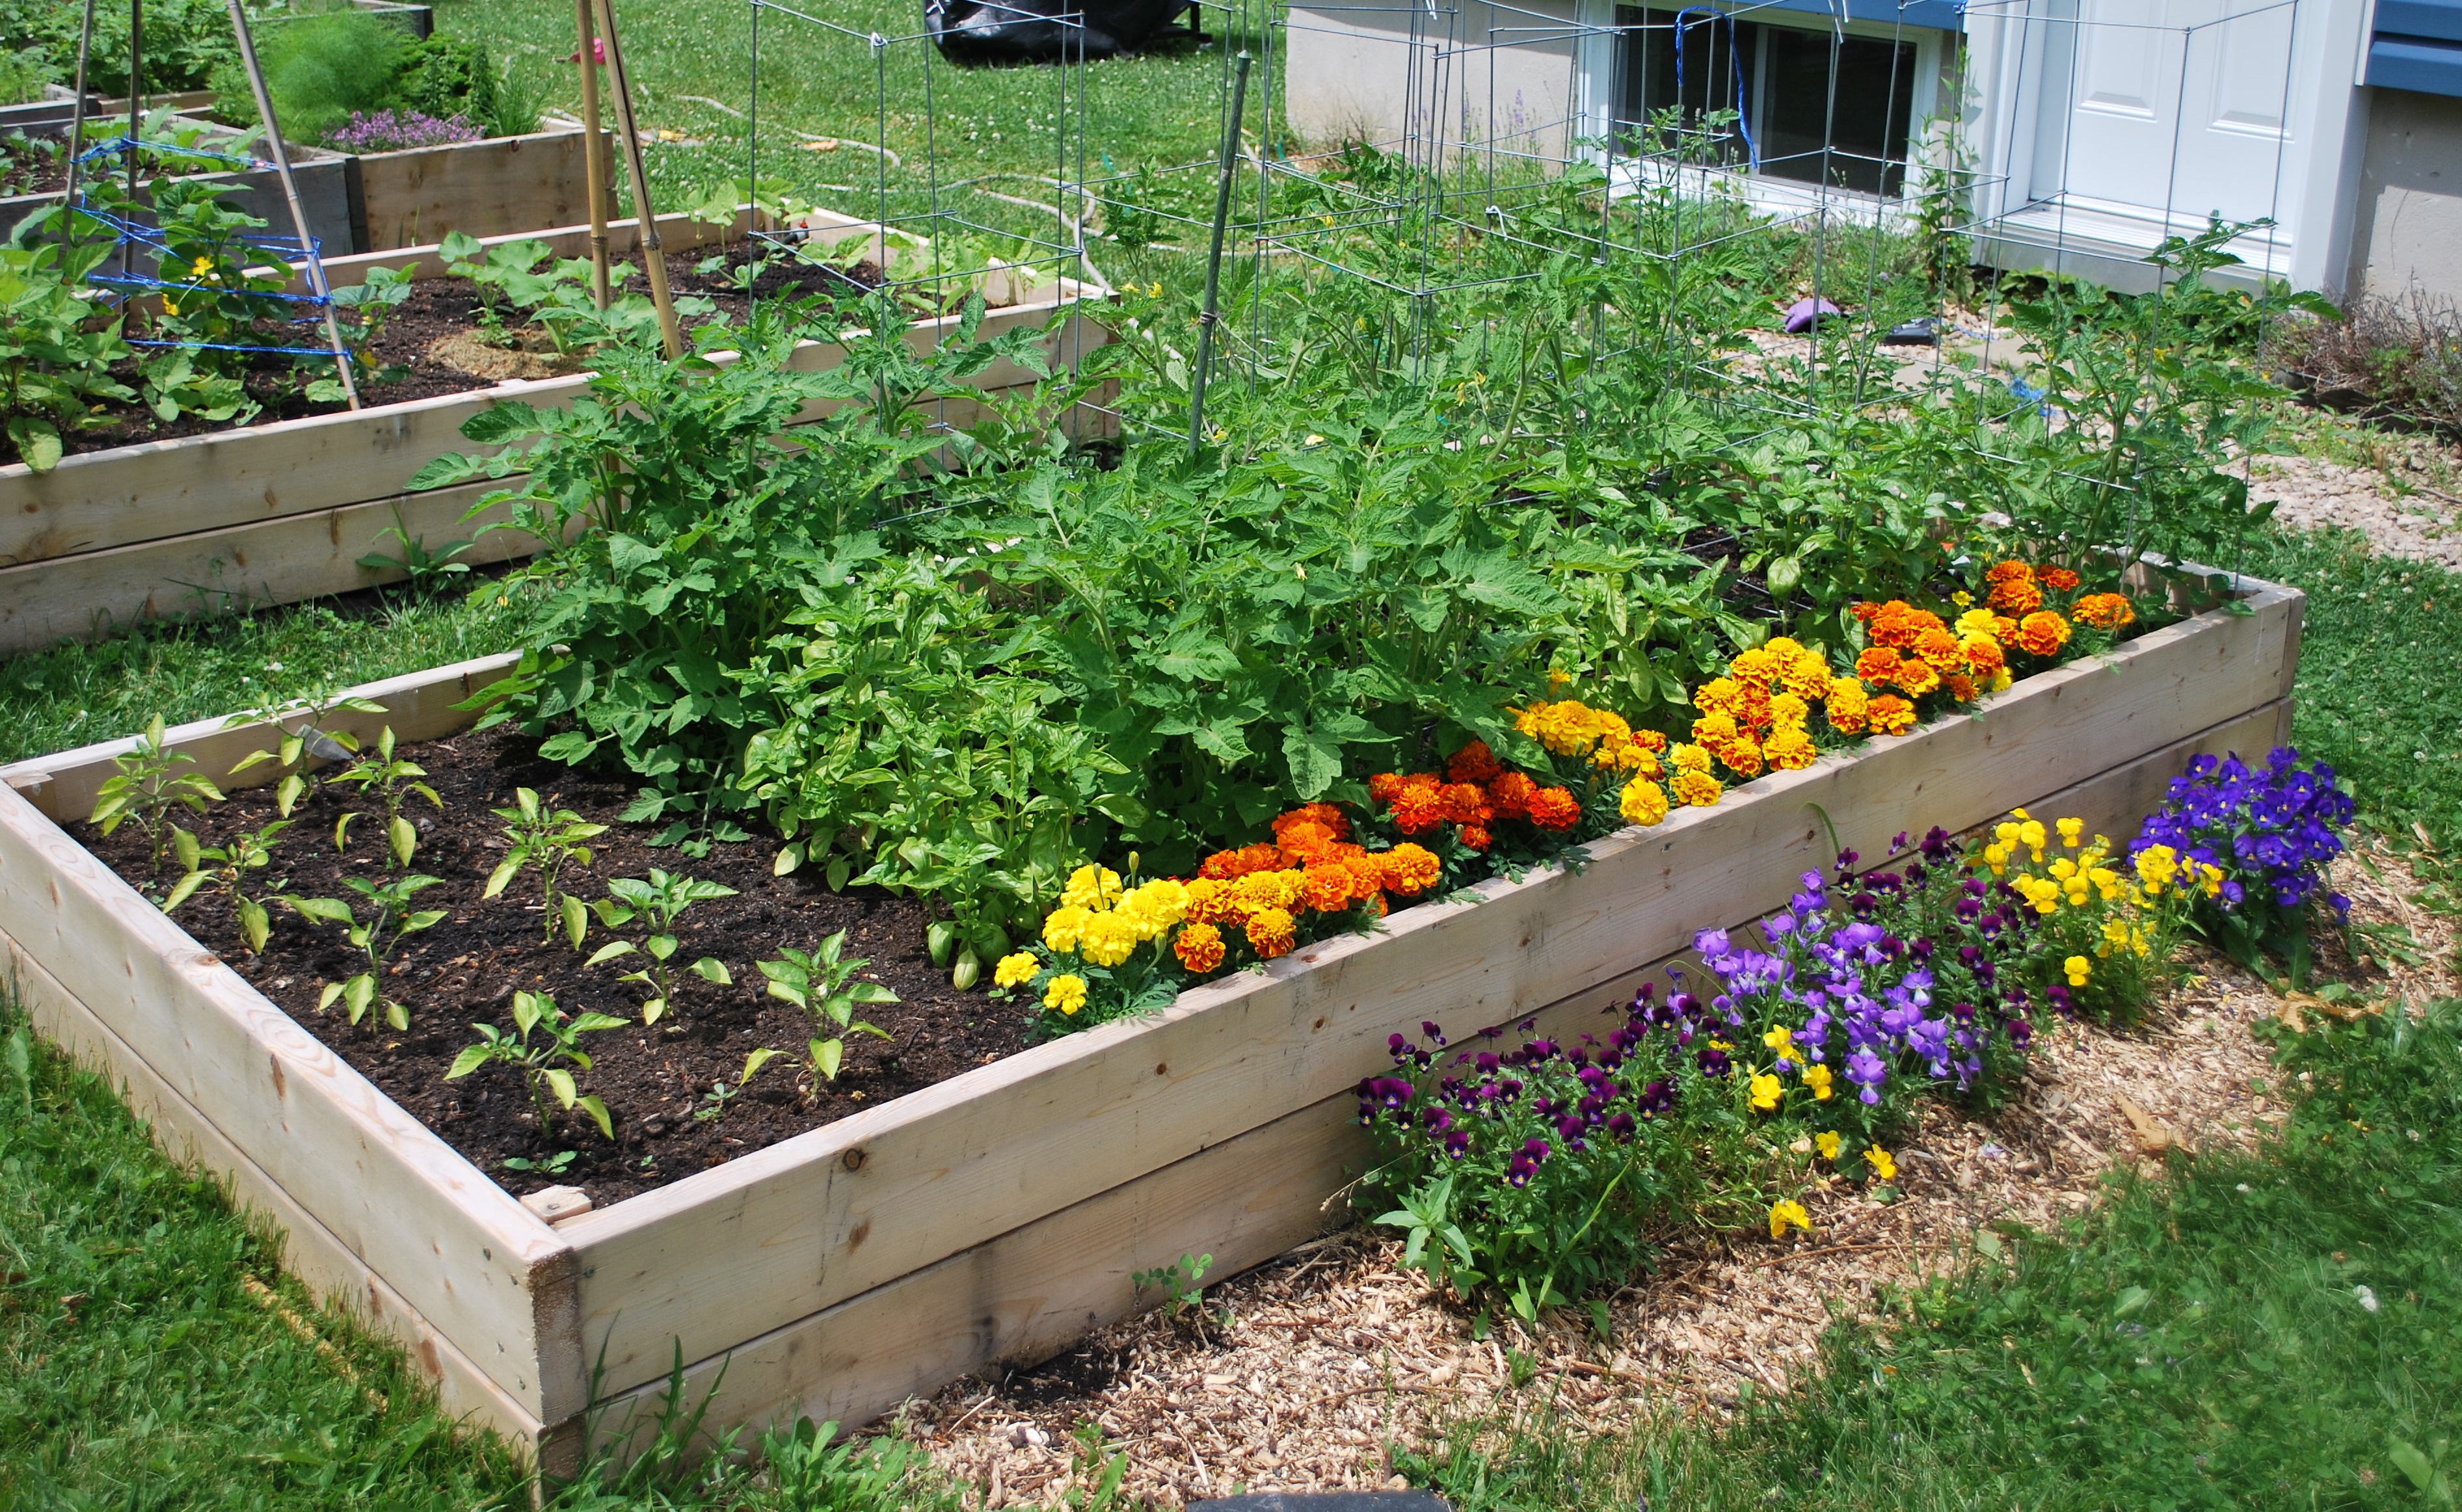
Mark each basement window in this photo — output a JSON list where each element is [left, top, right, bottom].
[[1612, 7, 1923, 198]]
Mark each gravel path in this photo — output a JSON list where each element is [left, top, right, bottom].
[[2250, 450, 2462, 570]]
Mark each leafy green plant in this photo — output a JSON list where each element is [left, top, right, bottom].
[[356, 514, 475, 593], [224, 689, 387, 817], [89, 714, 225, 873], [212, 8, 408, 144], [446, 988, 626, 1143], [693, 1046, 779, 1123], [481, 786, 606, 946], [286, 873, 446, 1030], [1131, 1251, 1212, 1316], [163, 819, 291, 953], [0, 240, 137, 473], [330, 263, 417, 354], [326, 726, 442, 868], [585, 869, 736, 1025], [756, 931, 896, 1083]]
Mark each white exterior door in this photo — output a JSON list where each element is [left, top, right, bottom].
[[2035, 0, 2305, 245]]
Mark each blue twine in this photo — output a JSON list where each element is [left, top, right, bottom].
[[74, 135, 269, 172], [1672, 7, 1760, 173], [87, 272, 334, 310], [126, 338, 358, 356]]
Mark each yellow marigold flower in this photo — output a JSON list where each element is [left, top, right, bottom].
[[1670, 768, 1723, 808], [1079, 911, 1140, 968], [1955, 607, 2000, 639], [1769, 1199, 1812, 1240], [1245, 907, 1297, 959], [1041, 904, 1092, 954], [1815, 1130, 1842, 1160], [1765, 724, 1817, 771], [2057, 816, 2084, 848], [1732, 646, 1783, 688], [1173, 921, 1227, 972], [1750, 1072, 1784, 1112], [1619, 778, 1670, 827], [1825, 677, 1869, 734], [1044, 974, 1089, 1016], [1062, 864, 1124, 910], [1804, 1063, 1834, 1100], [1991, 668, 2013, 693], [1769, 691, 1811, 727], [1864, 1146, 1897, 1182], [2064, 955, 2091, 987], [1694, 676, 1743, 716], [992, 951, 1039, 989], [1672, 743, 1713, 774]]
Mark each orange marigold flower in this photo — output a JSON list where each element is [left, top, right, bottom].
[[2073, 592, 2136, 629], [2016, 611, 2072, 657], [1527, 788, 1583, 831], [1379, 843, 1443, 895], [1488, 769, 1538, 819], [1945, 672, 1979, 702], [1445, 740, 1504, 784], [1245, 907, 1296, 959], [1960, 635, 2006, 676], [1914, 626, 1964, 670], [1367, 772, 1405, 804], [1988, 576, 2044, 615], [1893, 657, 1942, 698], [1719, 736, 1765, 779], [1826, 677, 1869, 735], [1302, 865, 1355, 913], [1855, 646, 1903, 684], [1276, 819, 1341, 865], [1440, 782, 1490, 825], [1851, 601, 1884, 624], [1869, 693, 1918, 736], [1633, 728, 1670, 752], [1174, 922, 1227, 973], [1985, 559, 2034, 584], [1184, 877, 1239, 926], [1388, 784, 1447, 836], [1993, 614, 2020, 642], [1456, 823, 1493, 852], [1199, 843, 1282, 881], [2042, 566, 2081, 592], [1274, 802, 1350, 841]]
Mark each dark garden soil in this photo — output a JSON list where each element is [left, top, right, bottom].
[[2, 139, 68, 196], [46, 242, 893, 460], [73, 723, 1033, 1206]]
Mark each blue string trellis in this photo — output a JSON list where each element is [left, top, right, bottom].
[[66, 135, 357, 362]]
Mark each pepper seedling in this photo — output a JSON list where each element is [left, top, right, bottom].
[[286, 873, 446, 1030], [163, 819, 291, 953], [694, 1047, 781, 1123], [586, 869, 737, 1025], [327, 726, 442, 868], [225, 689, 387, 817], [90, 714, 225, 874], [483, 787, 608, 946], [447, 989, 628, 1143], [758, 931, 897, 1083]]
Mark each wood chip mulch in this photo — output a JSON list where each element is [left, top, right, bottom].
[[879, 841, 2455, 1508]]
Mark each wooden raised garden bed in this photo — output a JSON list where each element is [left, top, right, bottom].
[[0, 207, 1110, 657], [0, 573, 2300, 1462]]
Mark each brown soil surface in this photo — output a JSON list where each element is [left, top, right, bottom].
[[74, 724, 1034, 1206], [2, 137, 67, 196], [43, 241, 890, 461], [892, 838, 2459, 1507]]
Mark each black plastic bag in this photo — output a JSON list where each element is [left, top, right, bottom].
[[926, 0, 1190, 62]]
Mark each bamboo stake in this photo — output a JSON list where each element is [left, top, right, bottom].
[[591, 0, 682, 359], [574, 0, 611, 311], [224, 0, 358, 408]]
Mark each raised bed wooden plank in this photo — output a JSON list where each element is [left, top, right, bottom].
[[552, 586, 2297, 1403], [1, 929, 546, 1444], [354, 127, 613, 251], [562, 1091, 1369, 1459], [0, 300, 1094, 573], [0, 776, 583, 1419], [562, 691, 2297, 1450], [1, 650, 521, 823]]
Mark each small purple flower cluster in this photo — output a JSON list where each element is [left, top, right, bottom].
[[1694, 830, 2039, 1136], [2133, 747, 2353, 919], [1359, 1002, 1684, 1187], [322, 110, 481, 153]]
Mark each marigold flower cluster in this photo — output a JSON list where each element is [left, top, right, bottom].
[[1184, 804, 1438, 964], [1690, 635, 1834, 777], [1372, 739, 1592, 853]]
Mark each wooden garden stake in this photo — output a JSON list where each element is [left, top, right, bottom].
[[574, 0, 611, 311], [591, 0, 683, 358]]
